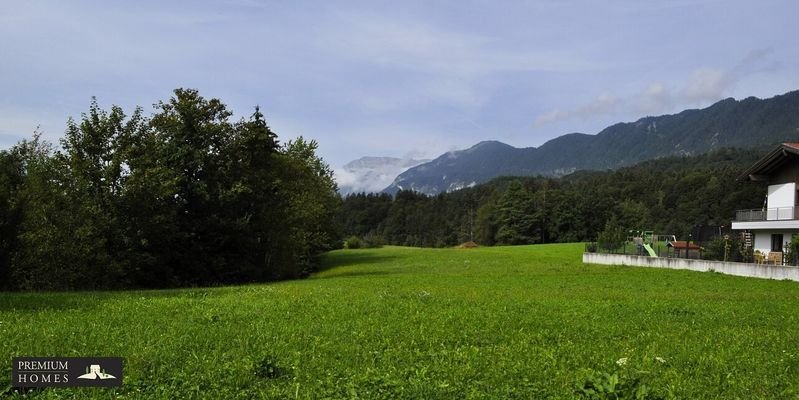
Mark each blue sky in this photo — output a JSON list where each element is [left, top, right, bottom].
[[1, 0, 798, 168]]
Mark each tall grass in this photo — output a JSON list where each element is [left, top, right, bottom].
[[2, 243, 799, 398]]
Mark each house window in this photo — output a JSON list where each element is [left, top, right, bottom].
[[772, 233, 784, 252]]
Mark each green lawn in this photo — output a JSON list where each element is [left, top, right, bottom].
[[3, 243, 799, 399]]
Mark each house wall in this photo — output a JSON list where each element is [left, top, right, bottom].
[[753, 230, 799, 254], [767, 182, 795, 209], [754, 231, 772, 254], [583, 252, 799, 282]]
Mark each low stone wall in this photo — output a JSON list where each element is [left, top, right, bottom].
[[582, 252, 799, 282]]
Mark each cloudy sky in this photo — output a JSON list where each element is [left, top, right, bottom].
[[1, 1, 798, 168]]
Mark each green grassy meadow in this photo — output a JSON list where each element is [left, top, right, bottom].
[[3, 243, 799, 399]]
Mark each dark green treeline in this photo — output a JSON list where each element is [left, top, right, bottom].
[[0, 89, 341, 291], [338, 148, 767, 247]]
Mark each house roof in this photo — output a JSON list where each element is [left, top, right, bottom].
[[738, 143, 799, 181], [667, 241, 701, 250]]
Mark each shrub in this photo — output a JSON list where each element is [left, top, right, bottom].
[[784, 234, 799, 266], [576, 366, 666, 400], [344, 236, 362, 249], [597, 217, 625, 251], [703, 234, 751, 262], [701, 236, 726, 261], [576, 371, 658, 400], [362, 232, 385, 248]]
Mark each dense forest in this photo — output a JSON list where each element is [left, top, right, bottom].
[[338, 148, 767, 248], [0, 89, 341, 291]]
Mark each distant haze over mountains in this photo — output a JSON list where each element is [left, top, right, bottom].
[[382, 90, 799, 195], [335, 156, 428, 195]]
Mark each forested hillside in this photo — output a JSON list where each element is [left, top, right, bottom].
[[0, 89, 341, 291], [386, 91, 799, 194], [342, 148, 767, 247]]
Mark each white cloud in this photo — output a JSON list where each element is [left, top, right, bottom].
[[313, 12, 596, 112], [321, 15, 591, 78], [636, 83, 674, 114], [683, 68, 730, 102], [332, 167, 358, 189], [535, 48, 777, 126], [534, 109, 568, 126], [535, 93, 619, 126], [334, 156, 430, 194]]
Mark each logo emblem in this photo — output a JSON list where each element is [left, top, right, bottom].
[[12, 357, 123, 388], [77, 364, 117, 380]]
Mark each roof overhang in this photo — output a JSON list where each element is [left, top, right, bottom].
[[731, 220, 799, 230], [737, 143, 799, 181]]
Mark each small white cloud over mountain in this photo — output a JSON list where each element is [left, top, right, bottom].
[[335, 156, 429, 195]]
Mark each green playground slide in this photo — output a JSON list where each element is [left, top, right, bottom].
[[642, 243, 657, 257]]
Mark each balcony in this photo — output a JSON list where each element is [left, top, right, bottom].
[[735, 207, 799, 222]]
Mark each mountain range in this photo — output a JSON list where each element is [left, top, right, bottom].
[[382, 90, 799, 195]]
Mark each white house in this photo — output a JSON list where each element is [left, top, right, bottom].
[[732, 143, 799, 261]]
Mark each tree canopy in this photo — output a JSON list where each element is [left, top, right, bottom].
[[0, 89, 341, 291]]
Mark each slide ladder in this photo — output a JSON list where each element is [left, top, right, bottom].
[[642, 243, 657, 257]]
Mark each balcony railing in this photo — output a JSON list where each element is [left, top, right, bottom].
[[735, 207, 799, 222]]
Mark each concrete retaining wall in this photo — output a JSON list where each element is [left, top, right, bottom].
[[582, 253, 799, 282]]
